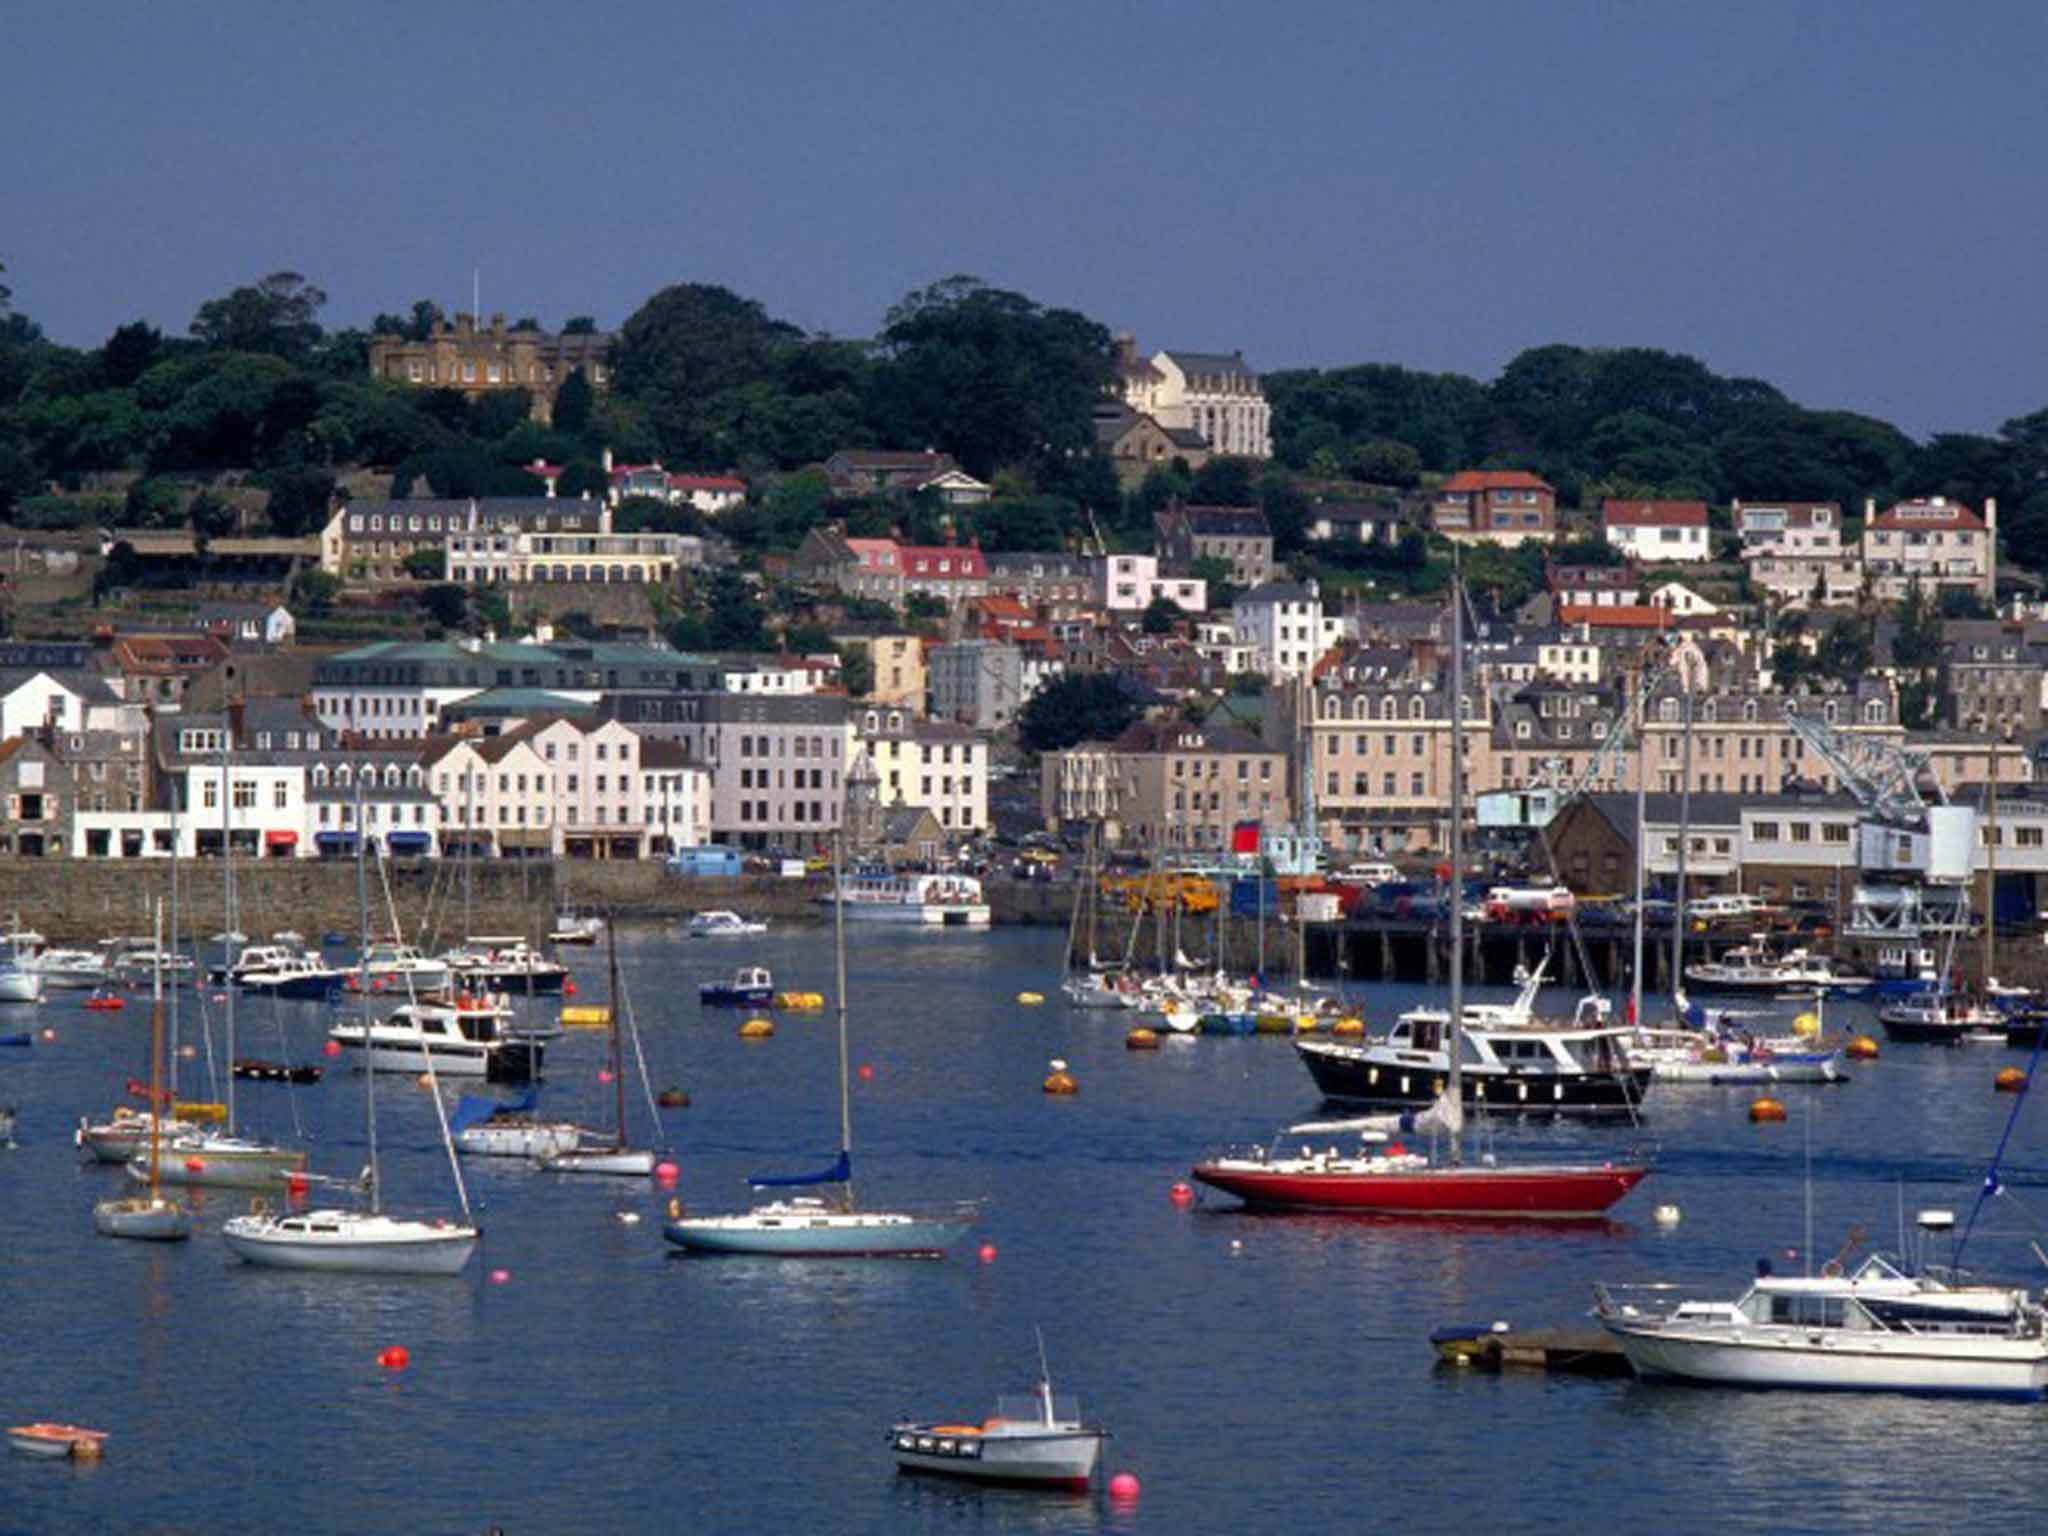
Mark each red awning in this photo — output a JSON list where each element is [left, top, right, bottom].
[[264, 830, 298, 847]]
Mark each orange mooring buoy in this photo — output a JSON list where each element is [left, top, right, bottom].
[[1749, 1097, 1788, 1123], [1996, 1067, 2028, 1094], [1845, 1035, 1880, 1061]]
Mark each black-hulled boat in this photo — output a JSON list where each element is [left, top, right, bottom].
[[1293, 1005, 1650, 1118]]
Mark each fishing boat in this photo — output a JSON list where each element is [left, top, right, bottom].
[[326, 1001, 543, 1080], [8, 1424, 108, 1460], [699, 965, 776, 1008], [1597, 1214, 2048, 1398], [826, 865, 990, 927], [93, 909, 191, 1242], [686, 910, 768, 938], [888, 1335, 1106, 1491], [221, 812, 479, 1277], [667, 833, 974, 1257], [535, 920, 658, 1175]]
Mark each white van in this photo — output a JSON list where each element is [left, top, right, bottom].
[[1339, 861, 1401, 886]]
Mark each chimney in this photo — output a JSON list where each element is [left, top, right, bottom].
[[491, 312, 506, 337], [1864, 497, 1876, 521], [602, 446, 614, 475]]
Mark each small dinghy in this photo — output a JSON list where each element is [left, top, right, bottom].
[[0, 1032, 32, 1047], [888, 1334, 1104, 1491], [8, 1424, 107, 1460]]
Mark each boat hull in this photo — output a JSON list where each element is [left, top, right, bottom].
[[142, 1144, 308, 1190], [1605, 1322, 2048, 1399], [454, 1121, 582, 1159], [1295, 1042, 1652, 1118], [1648, 1052, 1845, 1085], [92, 1197, 192, 1241], [833, 901, 992, 927], [1881, 1019, 2001, 1046], [237, 974, 343, 1000], [664, 1211, 971, 1257], [890, 1426, 1103, 1489], [539, 1146, 656, 1175], [330, 1036, 542, 1081], [221, 1213, 478, 1275], [698, 986, 775, 1008], [1191, 1161, 1648, 1218], [456, 967, 566, 995]]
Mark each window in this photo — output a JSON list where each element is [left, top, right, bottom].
[[1789, 822, 1811, 843], [1754, 821, 1780, 842], [273, 782, 288, 810]]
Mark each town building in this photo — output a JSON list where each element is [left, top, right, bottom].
[[662, 693, 855, 853], [1734, 500, 1860, 608], [1304, 503, 1408, 545], [927, 640, 1026, 731], [106, 633, 231, 711], [983, 552, 1093, 619], [1863, 496, 1996, 602], [1114, 338, 1272, 459], [831, 629, 927, 710], [1092, 554, 1206, 614], [1431, 470, 1557, 546], [1153, 505, 1275, 588], [824, 450, 991, 506], [322, 497, 609, 585], [1603, 500, 1712, 563], [366, 312, 611, 425], [1093, 401, 1210, 487], [0, 735, 71, 857], [1040, 719, 1289, 851], [1231, 580, 1344, 679], [1547, 563, 1641, 610], [854, 707, 987, 835], [195, 602, 296, 648]]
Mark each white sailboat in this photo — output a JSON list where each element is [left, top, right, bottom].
[[221, 805, 479, 1276], [93, 905, 191, 1242], [665, 832, 973, 1256], [534, 917, 659, 1175], [148, 740, 307, 1192]]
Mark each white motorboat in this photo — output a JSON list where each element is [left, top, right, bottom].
[[889, 1343, 1106, 1490], [441, 937, 568, 994], [30, 949, 107, 990], [1684, 943, 1862, 997], [7, 1424, 107, 1460], [229, 949, 347, 1000], [1597, 1247, 2048, 1398], [827, 866, 990, 927], [548, 908, 604, 946], [0, 943, 42, 1004], [1060, 971, 1131, 1010], [686, 910, 769, 938], [1631, 1028, 1847, 1085], [355, 942, 451, 995], [221, 1208, 479, 1276], [327, 1002, 543, 1080]]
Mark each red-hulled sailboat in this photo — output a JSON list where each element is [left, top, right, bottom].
[[1191, 563, 1650, 1221]]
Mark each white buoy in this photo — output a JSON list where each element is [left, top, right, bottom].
[[1655, 1204, 1681, 1228], [615, 1211, 641, 1225]]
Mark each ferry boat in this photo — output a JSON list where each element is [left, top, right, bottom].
[[1293, 997, 1650, 1118], [827, 866, 990, 927]]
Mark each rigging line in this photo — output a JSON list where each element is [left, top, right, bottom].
[[376, 840, 471, 1223], [1954, 999, 2048, 1272], [269, 990, 306, 1144], [611, 939, 664, 1151]]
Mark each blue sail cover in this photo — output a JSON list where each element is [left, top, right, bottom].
[[448, 1089, 539, 1138], [748, 1149, 851, 1188]]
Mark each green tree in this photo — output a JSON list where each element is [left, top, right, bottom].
[[1349, 437, 1422, 487], [187, 490, 236, 544], [552, 366, 594, 437], [189, 272, 327, 359], [1814, 616, 1873, 681], [421, 583, 468, 630], [290, 566, 340, 616], [260, 465, 335, 536], [402, 546, 446, 581], [904, 592, 948, 627], [1892, 579, 1942, 729], [695, 569, 769, 650], [554, 608, 603, 639], [1191, 455, 1258, 506], [840, 641, 874, 699], [613, 283, 801, 459], [1140, 594, 1180, 634], [1191, 554, 1238, 608], [867, 275, 1113, 479], [1018, 672, 1140, 753], [562, 315, 599, 336], [472, 588, 512, 635], [100, 321, 161, 388]]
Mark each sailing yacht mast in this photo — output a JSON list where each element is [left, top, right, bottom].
[[833, 828, 854, 1208], [356, 780, 379, 1214], [1668, 679, 1692, 1014], [220, 738, 237, 1135], [1447, 564, 1465, 1167], [1986, 734, 2000, 990], [605, 918, 627, 1151], [1628, 651, 1649, 1034], [145, 902, 165, 1202]]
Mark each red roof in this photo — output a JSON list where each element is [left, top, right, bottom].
[[899, 545, 988, 580], [1604, 499, 1708, 528], [1871, 498, 1986, 532], [1558, 604, 1673, 630], [525, 460, 565, 478], [1440, 470, 1553, 494], [844, 538, 899, 570], [670, 474, 746, 492]]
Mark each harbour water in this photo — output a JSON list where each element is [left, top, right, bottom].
[[3, 924, 2046, 1534]]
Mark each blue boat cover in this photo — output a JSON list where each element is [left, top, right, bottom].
[[748, 1149, 851, 1188], [448, 1089, 539, 1137]]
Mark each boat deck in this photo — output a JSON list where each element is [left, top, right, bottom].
[[1431, 1325, 1632, 1377]]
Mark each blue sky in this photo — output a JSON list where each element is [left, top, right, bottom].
[[6, 1, 2042, 437]]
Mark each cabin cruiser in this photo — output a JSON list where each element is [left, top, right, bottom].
[[1597, 1219, 2048, 1398], [29, 948, 107, 990], [1294, 993, 1650, 1117], [353, 941, 451, 995], [686, 910, 768, 938], [440, 938, 568, 994], [548, 908, 603, 946], [327, 1000, 543, 1080], [1684, 943, 1863, 997], [1878, 993, 2005, 1045], [700, 965, 776, 1008], [224, 947, 347, 1000]]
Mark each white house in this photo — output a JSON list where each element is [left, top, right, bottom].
[[855, 709, 988, 835], [1603, 501, 1711, 563], [1093, 554, 1206, 614], [1648, 582, 1720, 617], [0, 669, 126, 739], [1231, 580, 1344, 680]]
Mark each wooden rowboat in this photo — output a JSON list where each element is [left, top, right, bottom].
[[8, 1423, 108, 1459]]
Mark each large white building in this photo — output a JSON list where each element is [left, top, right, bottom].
[[1231, 581, 1345, 680], [1117, 340, 1272, 459], [665, 694, 855, 853]]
